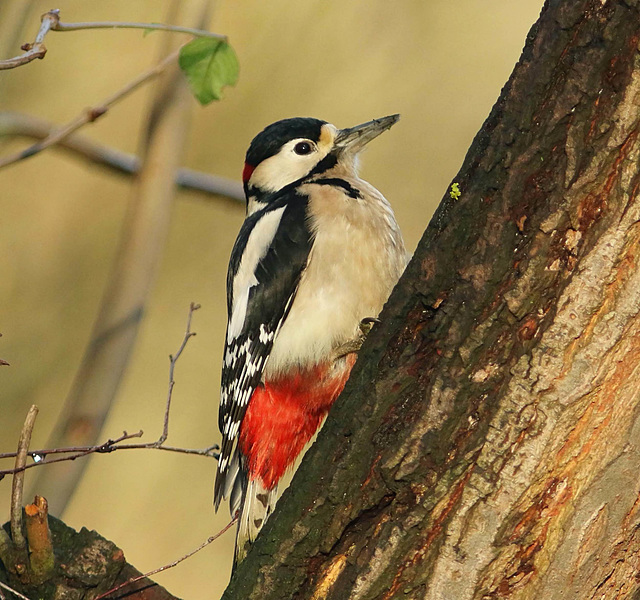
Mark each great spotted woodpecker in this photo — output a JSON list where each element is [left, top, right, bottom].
[[214, 115, 406, 564]]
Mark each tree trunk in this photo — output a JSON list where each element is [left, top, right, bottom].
[[1, 516, 180, 600], [223, 1, 640, 598]]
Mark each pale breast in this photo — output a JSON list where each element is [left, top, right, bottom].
[[263, 175, 407, 378]]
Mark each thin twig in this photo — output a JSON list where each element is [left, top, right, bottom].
[[0, 431, 145, 479], [0, 48, 180, 169], [93, 516, 238, 600], [0, 442, 220, 478], [0, 439, 220, 462], [121, 443, 219, 456], [0, 1, 34, 79], [0, 581, 31, 600], [10, 406, 39, 550], [0, 304, 219, 480], [52, 18, 226, 41], [0, 9, 226, 72], [0, 111, 244, 202], [0, 431, 142, 461], [158, 302, 200, 444], [0, 10, 58, 71], [0, 441, 220, 479]]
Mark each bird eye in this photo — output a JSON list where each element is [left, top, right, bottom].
[[294, 141, 313, 155]]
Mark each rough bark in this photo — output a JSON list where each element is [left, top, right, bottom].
[[223, 1, 640, 599], [0, 516, 180, 600]]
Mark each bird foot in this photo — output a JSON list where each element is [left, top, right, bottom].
[[333, 317, 381, 360]]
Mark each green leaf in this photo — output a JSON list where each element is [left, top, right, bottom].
[[178, 38, 239, 105]]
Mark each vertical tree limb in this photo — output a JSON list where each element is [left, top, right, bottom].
[[10, 406, 38, 551], [30, 1, 214, 515]]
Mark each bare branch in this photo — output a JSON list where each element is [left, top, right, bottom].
[[10, 406, 39, 550], [0, 436, 220, 462], [0, 581, 31, 600], [0, 10, 58, 71], [0, 47, 180, 169], [158, 302, 200, 444], [0, 304, 218, 480], [0, 111, 244, 202], [0, 440, 220, 477], [175, 169, 244, 203], [0, 8, 227, 72], [93, 516, 238, 600], [125, 443, 220, 457], [0, 431, 143, 479]]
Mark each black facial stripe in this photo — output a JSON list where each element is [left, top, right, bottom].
[[308, 153, 338, 178], [312, 178, 363, 199], [246, 154, 340, 207]]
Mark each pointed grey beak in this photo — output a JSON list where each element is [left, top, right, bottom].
[[334, 114, 400, 154]]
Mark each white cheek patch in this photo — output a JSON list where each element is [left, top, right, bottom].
[[249, 139, 330, 192], [318, 124, 337, 153], [227, 206, 287, 342]]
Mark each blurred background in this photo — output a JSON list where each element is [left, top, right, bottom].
[[0, 1, 543, 597]]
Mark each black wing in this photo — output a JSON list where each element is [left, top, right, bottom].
[[214, 190, 313, 508]]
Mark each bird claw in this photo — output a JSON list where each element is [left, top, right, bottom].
[[333, 317, 380, 360], [359, 316, 380, 336]]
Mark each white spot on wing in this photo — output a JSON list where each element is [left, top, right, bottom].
[[259, 324, 275, 344]]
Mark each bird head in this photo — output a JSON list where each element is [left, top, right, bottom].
[[242, 115, 399, 213]]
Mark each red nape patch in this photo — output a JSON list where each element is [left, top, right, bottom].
[[242, 162, 256, 183], [239, 356, 356, 490]]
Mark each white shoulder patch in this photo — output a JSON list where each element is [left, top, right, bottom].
[[227, 206, 287, 342]]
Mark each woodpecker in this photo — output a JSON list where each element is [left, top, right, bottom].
[[215, 115, 406, 565]]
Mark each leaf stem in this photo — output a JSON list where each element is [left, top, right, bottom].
[[52, 18, 226, 41]]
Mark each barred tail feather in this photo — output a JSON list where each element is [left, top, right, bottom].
[[234, 478, 278, 567], [215, 447, 278, 568]]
